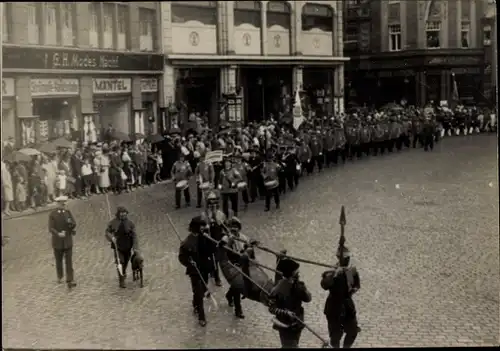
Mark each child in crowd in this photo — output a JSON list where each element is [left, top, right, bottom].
[[81, 158, 93, 197]]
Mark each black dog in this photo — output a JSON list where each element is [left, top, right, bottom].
[[131, 252, 144, 288]]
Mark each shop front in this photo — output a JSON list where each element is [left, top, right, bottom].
[[2, 77, 16, 145], [2, 45, 163, 145]]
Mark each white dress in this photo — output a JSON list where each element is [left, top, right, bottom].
[[97, 155, 111, 188]]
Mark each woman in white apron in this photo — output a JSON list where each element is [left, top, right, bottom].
[[95, 150, 111, 192]]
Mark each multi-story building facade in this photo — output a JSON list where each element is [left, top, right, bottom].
[[1, 2, 163, 147], [159, 0, 346, 127], [481, 0, 496, 106], [343, 0, 490, 107]]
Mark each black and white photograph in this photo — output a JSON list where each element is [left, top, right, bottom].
[[1, 0, 498, 349]]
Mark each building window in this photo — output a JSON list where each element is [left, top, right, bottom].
[[461, 22, 470, 48], [44, 3, 59, 45], [302, 4, 333, 32], [139, 8, 155, 51], [89, 3, 101, 48], [103, 3, 114, 49], [27, 3, 41, 44], [234, 1, 261, 28], [389, 24, 401, 51], [171, 1, 217, 26], [266, 1, 291, 30], [2, 3, 11, 42], [61, 3, 75, 46], [117, 5, 129, 50], [426, 21, 441, 48], [345, 25, 358, 43], [483, 25, 492, 46]]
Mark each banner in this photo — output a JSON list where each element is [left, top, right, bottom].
[[293, 89, 304, 130], [205, 150, 224, 164]]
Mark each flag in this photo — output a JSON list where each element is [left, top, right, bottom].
[[293, 89, 304, 130], [451, 73, 460, 102]]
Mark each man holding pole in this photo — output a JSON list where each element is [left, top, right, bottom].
[[105, 206, 140, 288]]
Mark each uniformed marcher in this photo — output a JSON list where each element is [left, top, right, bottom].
[[268, 258, 312, 348], [219, 158, 241, 217], [284, 144, 300, 191], [194, 152, 215, 208], [248, 147, 264, 202], [105, 206, 141, 288], [171, 152, 193, 209], [48, 195, 77, 289], [178, 216, 212, 326], [320, 246, 360, 348], [262, 151, 281, 212], [221, 217, 248, 318], [233, 152, 250, 210], [203, 191, 225, 287]]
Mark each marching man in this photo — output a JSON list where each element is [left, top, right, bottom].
[[262, 150, 281, 212], [171, 151, 193, 209], [194, 152, 215, 208]]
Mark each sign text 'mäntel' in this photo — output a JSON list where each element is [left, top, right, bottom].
[[93, 78, 131, 94], [50, 52, 120, 70]]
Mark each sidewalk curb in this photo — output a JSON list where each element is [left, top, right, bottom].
[[2, 179, 173, 221]]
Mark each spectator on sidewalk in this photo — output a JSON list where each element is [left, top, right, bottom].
[[81, 158, 93, 197], [42, 154, 57, 204], [1, 159, 14, 216]]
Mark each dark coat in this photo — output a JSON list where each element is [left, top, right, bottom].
[[321, 266, 360, 320], [268, 278, 312, 330], [48, 208, 77, 250], [178, 233, 213, 276], [105, 218, 139, 252]]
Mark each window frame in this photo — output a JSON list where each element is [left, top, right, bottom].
[[460, 22, 470, 48], [388, 24, 402, 52], [425, 21, 441, 49]]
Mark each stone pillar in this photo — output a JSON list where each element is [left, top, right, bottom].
[[160, 2, 173, 54], [333, 2, 343, 56], [292, 66, 303, 92], [162, 65, 176, 104], [129, 3, 140, 51], [15, 76, 33, 117], [75, 3, 90, 47], [418, 72, 427, 106], [226, 2, 235, 54], [441, 0, 449, 48], [333, 65, 345, 115], [217, 2, 226, 54], [11, 3, 29, 45], [291, 2, 303, 55], [261, 1, 268, 55], [80, 77, 94, 114]]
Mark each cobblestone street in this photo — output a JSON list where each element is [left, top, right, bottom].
[[2, 135, 499, 349]]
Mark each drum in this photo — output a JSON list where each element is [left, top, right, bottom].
[[237, 181, 247, 190], [200, 182, 211, 190], [176, 180, 189, 190], [264, 180, 279, 189], [295, 164, 301, 173]]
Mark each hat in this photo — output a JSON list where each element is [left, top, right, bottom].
[[206, 190, 219, 204], [193, 151, 201, 158], [228, 217, 242, 230], [116, 206, 128, 216], [189, 215, 207, 234], [277, 259, 300, 278], [55, 195, 69, 202]]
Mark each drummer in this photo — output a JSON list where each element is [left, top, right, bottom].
[[232, 149, 250, 210], [262, 150, 281, 212], [171, 151, 193, 209], [219, 157, 241, 218], [194, 152, 215, 208]]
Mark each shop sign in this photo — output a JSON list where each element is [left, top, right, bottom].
[[141, 78, 158, 93], [2, 78, 15, 97], [30, 78, 80, 97], [3, 46, 164, 71], [426, 56, 481, 66], [93, 78, 131, 94]]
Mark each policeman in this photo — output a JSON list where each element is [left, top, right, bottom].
[[48, 196, 77, 289], [262, 150, 281, 212], [195, 152, 215, 208], [171, 152, 193, 209], [320, 246, 361, 348], [105, 206, 141, 288], [268, 259, 312, 348], [219, 158, 241, 217], [221, 217, 248, 319], [178, 216, 212, 326]]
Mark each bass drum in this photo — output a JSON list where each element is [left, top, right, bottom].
[[264, 180, 279, 189]]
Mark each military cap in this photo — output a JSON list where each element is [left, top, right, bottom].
[[277, 258, 300, 278]]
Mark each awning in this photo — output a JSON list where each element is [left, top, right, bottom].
[[166, 54, 349, 67]]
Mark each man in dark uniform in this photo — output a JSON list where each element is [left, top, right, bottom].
[[171, 152, 193, 209], [320, 246, 360, 348], [48, 195, 77, 289], [248, 146, 264, 202], [268, 258, 312, 348], [262, 150, 281, 212], [422, 116, 435, 152], [178, 216, 212, 326], [105, 206, 141, 288], [284, 144, 300, 191]]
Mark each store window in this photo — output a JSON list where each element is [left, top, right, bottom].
[[139, 8, 155, 51], [301, 4, 333, 32], [234, 1, 261, 28], [27, 3, 41, 44], [61, 3, 75, 46], [117, 5, 129, 50], [89, 3, 101, 48], [426, 21, 441, 48]]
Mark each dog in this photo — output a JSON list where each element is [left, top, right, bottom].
[[131, 251, 144, 288]]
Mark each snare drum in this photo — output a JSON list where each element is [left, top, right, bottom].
[[237, 181, 247, 190], [199, 182, 211, 190], [295, 164, 301, 173], [176, 180, 189, 190], [264, 180, 279, 189]]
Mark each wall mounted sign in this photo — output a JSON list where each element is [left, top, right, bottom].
[[30, 78, 80, 97], [141, 78, 158, 93], [189, 32, 200, 46], [3, 46, 163, 71], [93, 78, 131, 94], [2, 78, 15, 97], [426, 56, 482, 66], [243, 33, 251, 46]]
